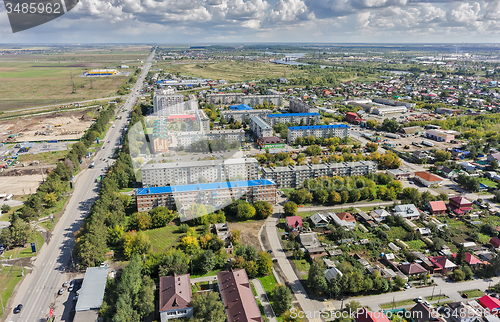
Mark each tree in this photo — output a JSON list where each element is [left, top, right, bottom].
[[283, 307, 303, 322], [366, 119, 378, 129], [307, 261, 328, 294], [491, 159, 499, 170], [257, 251, 273, 276], [10, 218, 31, 246], [180, 235, 200, 255], [329, 191, 341, 204], [366, 142, 378, 152], [123, 231, 151, 260], [394, 275, 406, 289], [196, 250, 216, 274], [159, 250, 189, 276], [236, 202, 256, 221], [381, 119, 399, 133], [402, 187, 420, 204], [190, 292, 226, 322], [434, 150, 451, 162], [1, 204, 11, 213], [149, 207, 175, 228], [273, 284, 292, 315], [305, 145, 322, 156], [456, 245, 466, 266], [254, 201, 273, 219], [284, 201, 298, 216], [340, 191, 349, 204], [344, 300, 362, 313], [136, 275, 155, 318], [463, 265, 474, 280], [128, 212, 152, 231], [44, 192, 58, 208], [453, 269, 466, 282], [236, 245, 257, 261]]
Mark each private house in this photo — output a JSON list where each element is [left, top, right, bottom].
[[399, 262, 428, 276], [159, 274, 193, 321], [393, 204, 421, 220], [428, 256, 457, 273], [447, 301, 481, 322], [449, 197, 473, 216], [370, 209, 390, 223], [452, 253, 483, 267], [414, 171, 443, 187], [328, 212, 356, 229], [416, 227, 432, 237], [299, 233, 326, 258], [310, 212, 329, 228], [324, 267, 343, 282], [479, 295, 500, 315], [487, 153, 500, 164], [387, 169, 411, 180], [286, 216, 303, 230], [437, 166, 457, 179], [490, 237, 500, 250], [212, 223, 232, 249], [354, 308, 391, 322], [217, 269, 263, 322], [411, 303, 444, 322], [428, 201, 447, 215]]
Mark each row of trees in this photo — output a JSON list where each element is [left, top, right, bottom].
[[225, 200, 273, 221]]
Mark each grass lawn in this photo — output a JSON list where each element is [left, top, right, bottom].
[[426, 295, 448, 301], [0, 266, 25, 315], [459, 289, 484, 298], [479, 178, 498, 189], [406, 240, 426, 251], [2, 232, 44, 259], [258, 274, 278, 294], [17, 150, 68, 164], [190, 270, 219, 279], [119, 188, 134, 193], [143, 225, 182, 252], [478, 233, 491, 244], [380, 299, 417, 309], [386, 226, 408, 240], [293, 259, 310, 272]]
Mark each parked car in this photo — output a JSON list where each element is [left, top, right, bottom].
[[58, 288, 65, 295], [415, 296, 423, 303], [13, 304, 23, 314], [63, 281, 70, 287]]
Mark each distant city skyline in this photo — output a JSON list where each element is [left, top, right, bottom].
[[0, 0, 499, 43]]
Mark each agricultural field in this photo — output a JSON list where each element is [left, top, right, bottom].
[[0, 46, 148, 111]]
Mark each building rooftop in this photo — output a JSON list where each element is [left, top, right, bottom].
[[75, 267, 109, 312], [267, 113, 320, 117], [159, 274, 192, 312], [137, 179, 276, 195], [141, 158, 257, 171], [250, 116, 272, 130], [257, 136, 284, 144], [288, 124, 350, 130], [229, 104, 253, 111], [414, 171, 444, 182]]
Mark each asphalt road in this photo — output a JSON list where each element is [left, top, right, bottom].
[[4, 50, 155, 322]]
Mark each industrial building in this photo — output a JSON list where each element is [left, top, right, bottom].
[[373, 98, 415, 109], [220, 109, 271, 123], [266, 113, 320, 126], [372, 105, 408, 115], [261, 161, 377, 188], [141, 158, 258, 186], [73, 267, 109, 322], [289, 98, 319, 113], [287, 124, 350, 144], [249, 116, 273, 138], [136, 179, 277, 213], [425, 129, 456, 142]]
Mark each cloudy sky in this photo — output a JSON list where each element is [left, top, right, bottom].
[[1, 0, 499, 43]]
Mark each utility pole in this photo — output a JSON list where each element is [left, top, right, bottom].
[[431, 285, 435, 300], [70, 71, 76, 93]]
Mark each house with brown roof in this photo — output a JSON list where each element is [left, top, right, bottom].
[[428, 200, 446, 215], [414, 171, 443, 187], [449, 197, 473, 216], [399, 262, 428, 276], [159, 274, 193, 322], [490, 237, 500, 250], [217, 269, 263, 322], [428, 256, 457, 273], [411, 303, 445, 322]]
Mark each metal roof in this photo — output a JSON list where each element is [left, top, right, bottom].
[[267, 113, 320, 117], [75, 267, 109, 312], [137, 179, 276, 195]]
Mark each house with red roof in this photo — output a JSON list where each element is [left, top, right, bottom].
[[428, 201, 447, 215], [452, 252, 483, 267], [159, 274, 193, 321], [479, 295, 500, 315], [491, 237, 500, 250], [448, 197, 473, 216], [354, 308, 391, 322], [428, 256, 457, 273], [286, 216, 303, 230], [414, 171, 444, 187], [399, 262, 428, 276], [346, 112, 364, 125]]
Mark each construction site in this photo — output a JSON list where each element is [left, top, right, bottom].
[[0, 108, 96, 143]]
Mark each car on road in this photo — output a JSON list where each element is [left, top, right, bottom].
[[68, 286, 74, 292], [58, 288, 65, 295], [423, 301, 432, 308], [13, 304, 23, 314], [63, 280, 70, 287], [415, 296, 423, 303]]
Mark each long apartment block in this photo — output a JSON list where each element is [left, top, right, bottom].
[[266, 113, 320, 126], [141, 158, 259, 186], [287, 124, 350, 143], [220, 109, 271, 123], [288, 98, 319, 113], [261, 161, 377, 188], [174, 129, 245, 147], [249, 116, 273, 138], [136, 179, 277, 213]]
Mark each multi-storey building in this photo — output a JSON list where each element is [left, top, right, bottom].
[[261, 161, 377, 188], [174, 129, 245, 147], [220, 109, 271, 123], [159, 274, 193, 321], [206, 93, 283, 106], [288, 98, 319, 113], [266, 113, 320, 126], [152, 118, 169, 153], [141, 158, 258, 186], [136, 179, 277, 213], [195, 109, 210, 132], [287, 124, 350, 143], [153, 88, 184, 116], [249, 116, 273, 138]]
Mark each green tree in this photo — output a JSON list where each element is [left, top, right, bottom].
[[307, 261, 328, 294], [273, 284, 292, 315], [453, 269, 466, 282], [44, 192, 58, 208], [190, 292, 226, 322], [123, 231, 151, 260], [136, 275, 155, 318], [149, 207, 175, 228], [10, 218, 31, 246], [1, 204, 11, 213], [128, 212, 151, 231], [394, 275, 406, 289], [434, 150, 451, 162], [381, 119, 399, 133], [463, 265, 474, 280], [254, 201, 273, 219], [366, 119, 378, 129], [196, 250, 216, 274], [340, 190, 349, 204], [257, 251, 273, 276], [284, 201, 298, 216], [236, 202, 256, 220]]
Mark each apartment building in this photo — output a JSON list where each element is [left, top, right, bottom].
[[287, 124, 350, 144], [136, 179, 277, 213], [288, 98, 319, 113], [266, 113, 320, 126], [261, 161, 377, 188], [153, 88, 193, 116], [249, 116, 273, 138], [141, 158, 258, 186], [196, 109, 210, 132], [206, 93, 283, 106], [220, 109, 271, 122], [174, 129, 245, 147]]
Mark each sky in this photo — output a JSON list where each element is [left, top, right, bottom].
[[0, 0, 500, 43]]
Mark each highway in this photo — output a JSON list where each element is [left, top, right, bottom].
[[4, 49, 155, 322]]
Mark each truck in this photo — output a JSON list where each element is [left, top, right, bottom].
[[422, 140, 435, 147], [89, 161, 95, 168], [385, 133, 401, 139], [5, 194, 13, 201], [96, 175, 102, 183]]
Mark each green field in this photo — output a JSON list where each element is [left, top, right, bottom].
[[380, 299, 417, 309], [143, 225, 183, 252], [293, 259, 311, 272], [2, 232, 44, 259], [0, 266, 25, 316], [17, 149, 69, 164], [406, 240, 426, 251], [479, 178, 498, 188], [459, 289, 484, 298], [258, 274, 279, 294], [426, 295, 448, 301]]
